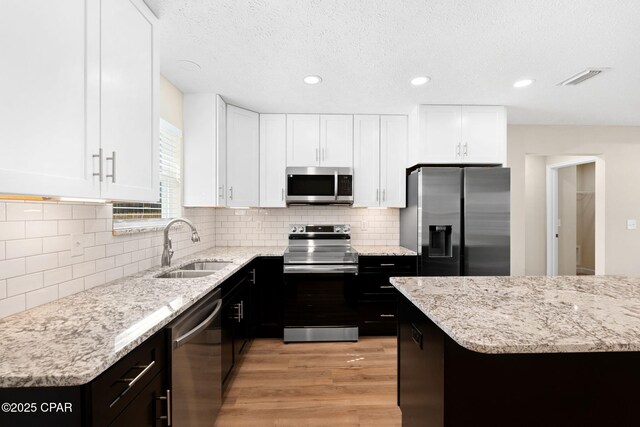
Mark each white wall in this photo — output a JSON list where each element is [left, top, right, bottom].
[[509, 125, 640, 276]]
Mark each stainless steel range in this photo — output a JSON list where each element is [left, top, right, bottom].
[[283, 224, 359, 342]]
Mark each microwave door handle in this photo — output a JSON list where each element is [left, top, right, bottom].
[[334, 171, 338, 200]]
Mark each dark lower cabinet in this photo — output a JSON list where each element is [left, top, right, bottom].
[[109, 372, 166, 427], [357, 255, 417, 336], [253, 257, 284, 338], [220, 263, 256, 394], [398, 293, 640, 427]]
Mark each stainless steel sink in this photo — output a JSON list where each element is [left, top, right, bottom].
[[156, 270, 215, 279], [179, 261, 232, 271]]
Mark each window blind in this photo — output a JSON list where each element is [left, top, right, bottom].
[[112, 119, 182, 226]]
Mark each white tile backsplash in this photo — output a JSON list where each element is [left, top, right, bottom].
[[0, 202, 399, 319], [214, 206, 399, 246], [0, 202, 217, 318]]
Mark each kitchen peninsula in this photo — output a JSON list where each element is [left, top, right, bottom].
[[392, 275, 640, 426]]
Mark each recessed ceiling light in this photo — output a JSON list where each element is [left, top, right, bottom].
[[410, 76, 431, 86], [513, 79, 535, 88], [176, 60, 201, 72], [303, 75, 322, 85]]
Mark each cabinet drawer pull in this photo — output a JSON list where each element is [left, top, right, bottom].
[[156, 389, 171, 426], [380, 314, 395, 318], [379, 263, 395, 267], [116, 360, 156, 389], [379, 285, 394, 289], [93, 148, 103, 181]]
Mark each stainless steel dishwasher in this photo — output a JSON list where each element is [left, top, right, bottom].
[[168, 288, 222, 426]]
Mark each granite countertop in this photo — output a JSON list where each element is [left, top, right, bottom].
[[391, 275, 640, 355], [352, 245, 416, 256], [0, 245, 413, 388]]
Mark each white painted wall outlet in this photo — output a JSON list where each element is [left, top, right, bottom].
[[71, 233, 84, 256], [627, 219, 637, 230]]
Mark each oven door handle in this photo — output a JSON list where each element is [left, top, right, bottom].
[[284, 265, 358, 274], [334, 171, 338, 200], [173, 299, 222, 349]]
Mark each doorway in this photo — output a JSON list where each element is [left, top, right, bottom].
[[546, 157, 601, 276]]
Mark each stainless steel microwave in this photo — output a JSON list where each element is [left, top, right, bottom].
[[285, 167, 354, 205]]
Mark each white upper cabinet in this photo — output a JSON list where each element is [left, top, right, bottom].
[[260, 114, 287, 207], [226, 106, 259, 207], [287, 114, 354, 167], [184, 94, 216, 206], [320, 115, 353, 167], [380, 116, 407, 207], [353, 115, 407, 208], [353, 116, 380, 207], [216, 95, 228, 206], [420, 106, 462, 163], [0, 0, 158, 201], [0, 0, 100, 198], [460, 106, 506, 164], [100, 0, 159, 202], [287, 114, 320, 167], [410, 105, 506, 166], [183, 94, 227, 207]]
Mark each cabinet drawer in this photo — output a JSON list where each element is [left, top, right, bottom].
[[108, 372, 166, 427], [359, 275, 398, 297], [358, 300, 397, 336], [359, 256, 417, 274], [91, 331, 165, 426]]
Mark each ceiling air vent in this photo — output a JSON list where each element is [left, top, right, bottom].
[[557, 68, 609, 86]]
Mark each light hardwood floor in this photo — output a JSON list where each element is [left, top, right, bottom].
[[215, 337, 401, 427]]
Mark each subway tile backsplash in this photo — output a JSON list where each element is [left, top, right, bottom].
[[0, 202, 399, 319], [0, 201, 216, 319]]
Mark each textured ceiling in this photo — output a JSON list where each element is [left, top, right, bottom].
[[145, 0, 640, 125]]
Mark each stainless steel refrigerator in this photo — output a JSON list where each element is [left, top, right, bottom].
[[400, 166, 510, 276]]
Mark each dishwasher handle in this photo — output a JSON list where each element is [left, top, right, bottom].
[[173, 299, 222, 349]]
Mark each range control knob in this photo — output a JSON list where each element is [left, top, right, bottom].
[[342, 225, 351, 233], [290, 226, 297, 233], [334, 226, 342, 233], [297, 226, 304, 233]]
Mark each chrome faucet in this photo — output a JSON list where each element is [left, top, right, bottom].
[[161, 218, 201, 267]]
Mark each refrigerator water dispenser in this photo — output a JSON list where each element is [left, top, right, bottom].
[[428, 225, 452, 257]]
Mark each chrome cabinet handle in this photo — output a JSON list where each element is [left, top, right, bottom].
[[219, 185, 224, 199], [229, 186, 233, 200], [376, 188, 379, 201], [106, 151, 116, 183], [322, 148, 326, 161], [233, 303, 242, 322], [379, 285, 394, 289], [116, 360, 156, 388], [380, 263, 395, 267], [281, 188, 284, 201], [249, 269, 256, 284], [334, 171, 338, 200], [92, 149, 103, 181], [156, 389, 172, 426], [456, 143, 461, 157], [382, 189, 386, 202], [463, 142, 468, 156], [315, 148, 319, 162], [380, 314, 395, 318]]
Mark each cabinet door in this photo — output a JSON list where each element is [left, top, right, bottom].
[[422, 106, 462, 163], [320, 115, 353, 167], [183, 93, 216, 206], [353, 115, 380, 207], [226, 105, 259, 207], [286, 114, 320, 167], [0, 0, 100, 198], [461, 106, 506, 164], [380, 115, 407, 207], [100, 0, 159, 202], [216, 95, 228, 206], [259, 114, 287, 207]]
